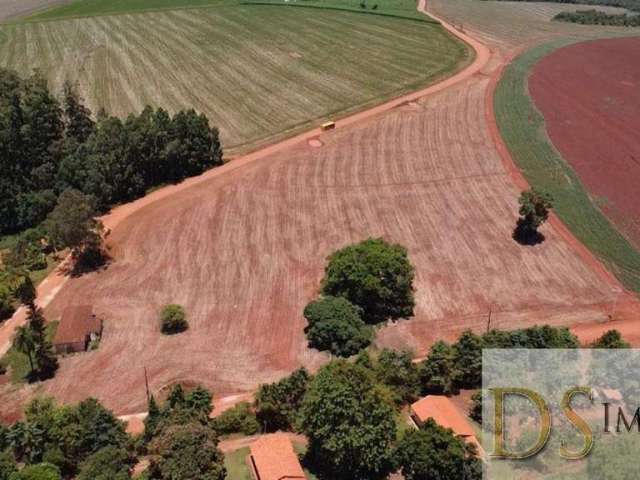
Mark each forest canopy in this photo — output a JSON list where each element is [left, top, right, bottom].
[[0, 68, 223, 236]]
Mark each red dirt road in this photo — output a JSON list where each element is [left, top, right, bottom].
[[529, 37, 640, 248]]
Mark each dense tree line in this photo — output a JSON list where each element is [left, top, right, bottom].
[[0, 69, 223, 236], [0, 397, 131, 479], [554, 9, 640, 25]]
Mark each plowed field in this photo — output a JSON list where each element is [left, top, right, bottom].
[[529, 37, 640, 248]]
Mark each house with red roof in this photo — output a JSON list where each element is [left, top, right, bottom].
[[53, 305, 102, 354], [410, 395, 483, 455], [249, 433, 307, 480]]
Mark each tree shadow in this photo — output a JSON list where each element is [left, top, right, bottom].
[[59, 247, 111, 278], [513, 219, 546, 246]]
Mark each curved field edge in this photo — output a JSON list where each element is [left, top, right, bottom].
[[19, 0, 437, 23], [0, 5, 472, 156], [494, 38, 640, 292]]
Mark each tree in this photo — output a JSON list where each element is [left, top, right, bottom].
[[452, 330, 484, 389], [394, 420, 480, 480], [0, 284, 15, 321], [469, 391, 482, 424], [144, 395, 161, 442], [418, 341, 459, 395], [62, 81, 94, 144], [303, 296, 372, 357], [514, 189, 553, 245], [254, 368, 310, 432], [0, 451, 17, 480], [321, 238, 415, 323], [13, 325, 36, 373], [8, 463, 61, 480], [25, 307, 58, 381], [159, 305, 188, 335], [76, 446, 132, 480], [144, 385, 215, 442], [300, 361, 395, 480], [44, 189, 102, 257], [185, 386, 212, 415], [15, 275, 36, 308], [212, 402, 259, 436], [147, 423, 226, 480], [591, 329, 630, 349], [483, 325, 579, 349], [375, 349, 420, 406]]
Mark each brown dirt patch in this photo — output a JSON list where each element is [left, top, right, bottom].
[[529, 37, 640, 248]]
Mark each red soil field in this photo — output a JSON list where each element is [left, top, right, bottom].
[[529, 37, 640, 248], [0, 72, 618, 419]]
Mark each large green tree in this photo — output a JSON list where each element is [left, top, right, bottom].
[[321, 238, 415, 323], [303, 296, 372, 357], [147, 423, 226, 480], [300, 361, 395, 480], [76, 446, 132, 480], [591, 329, 630, 349], [8, 463, 61, 480], [514, 189, 553, 244], [254, 368, 310, 432], [394, 420, 481, 480], [452, 330, 484, 389], [374, 349, 420, 406], [419, 341, 459, 395]]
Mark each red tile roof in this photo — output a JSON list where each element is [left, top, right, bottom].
[[250, 434, 307, 480], [53, 305, 101, 345], [411, 395, 475, 437]]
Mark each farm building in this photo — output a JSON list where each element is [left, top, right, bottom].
[[249, 434, 306, 480], [53, 305, 102, 354], [410, 395, 482, 454]]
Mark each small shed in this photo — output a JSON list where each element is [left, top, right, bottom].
[[53, 305, 102, 354], [249, 434, 306, 480]]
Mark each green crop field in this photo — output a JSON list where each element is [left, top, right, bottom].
[[1, 0, 469, 153], [494, 39, 640, 292], [24, 0, 224, 21]]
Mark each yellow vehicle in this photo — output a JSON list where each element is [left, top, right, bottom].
[[321, 121, 336, 131]]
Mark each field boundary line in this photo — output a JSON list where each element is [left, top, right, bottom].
[[485, 42, 638, 298]]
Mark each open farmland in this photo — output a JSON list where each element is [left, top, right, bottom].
[[23, 0, 222, 21], [0, 67, 619, 418], [0, 3, 468, 153], [529, 38, 640, 249], [429, 0, 633, 50], [494, 38, 640, 292]]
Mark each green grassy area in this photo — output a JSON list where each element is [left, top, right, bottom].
[[0, 3, 469, 155], [0, 321, 58, 384], [223, 447, 252, 480], [494, 39, 640, 293], [24, 0, 429, 22], [24, 0, 227, 22]]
